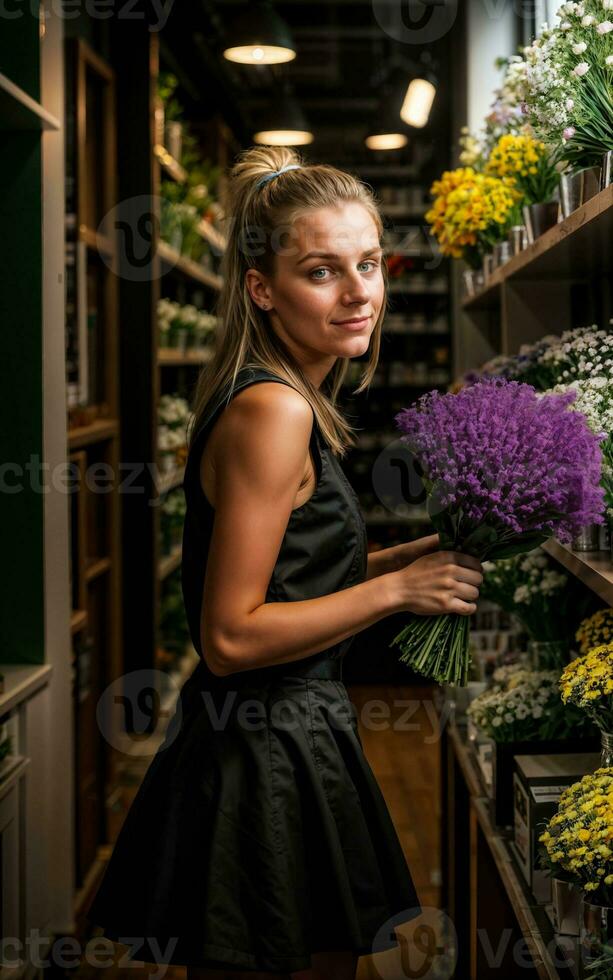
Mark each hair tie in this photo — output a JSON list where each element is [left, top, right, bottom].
[[256, 164, 301, 189]]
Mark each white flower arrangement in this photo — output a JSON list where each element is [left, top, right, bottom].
[[162, 490, 186, 519], [538, 324, 613, 512], [157, 298, 218, 348], [157, 425, 186, 452], [467, 665, 561, 741], [538, 324, 613, 382], [481, 552, 573, 642], [158, 394, 191, 428], [517, 0, 613, 164]]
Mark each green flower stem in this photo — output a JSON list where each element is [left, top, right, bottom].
[[391, 613, 473, 686]]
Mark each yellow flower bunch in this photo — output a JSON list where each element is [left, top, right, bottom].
[[539, 769, 613, 900], [486, 134, 543, 179], [577, 609, 613, 655], [560, 643, 613, 734], [485, 134, 560, 206], [425, 167, 521, 266]]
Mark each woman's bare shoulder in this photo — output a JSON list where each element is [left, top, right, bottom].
[[201, 381, 314, 502], [215, 381, 313, 443]]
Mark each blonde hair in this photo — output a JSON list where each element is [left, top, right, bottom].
[[188, 145, 388, 457]]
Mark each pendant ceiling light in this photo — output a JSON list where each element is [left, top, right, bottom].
[[365, 67, 411, 152], [223, 0, 296, 66], [400, 76, 437, 129], [254, 91, 313, 146]]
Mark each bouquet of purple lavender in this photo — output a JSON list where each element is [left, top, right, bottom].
[[391, 378, 605, 686]]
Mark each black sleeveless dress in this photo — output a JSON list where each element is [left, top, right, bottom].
[[86, 366, 421, 973]]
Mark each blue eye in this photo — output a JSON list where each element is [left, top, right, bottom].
[[310, 268, 330, 280], [358, 260, 379, 272]]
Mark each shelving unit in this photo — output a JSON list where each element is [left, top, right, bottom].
[[458, 183, 613, 605], [543, 540, 613, 607], [112, 23, 234, 723], [0, 2, 75, 952], [460, 186, 612, 361], [443, 182, 613, 980], [443, 723, 578, 979]]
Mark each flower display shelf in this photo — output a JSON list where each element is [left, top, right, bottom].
[[196, 218, 227, 254], [153, 143, 186, 183], [444, 722, 580, 979], [543, 540, 613, 607], [463, 185, 613, 311], [158, 347, 214, 366], [157, 544, 182, 581]]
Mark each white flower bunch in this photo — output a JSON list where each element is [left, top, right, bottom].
[[458, 55, 533, 165], [517, 0, 613, 152], [162, 490, 186, 518], [157, 425, 186, 452], [157, 298, 217, 340], [512, 552, 568, 604], [545, 325, 613, 510], [158, 394, 191, 428], [467, 667, 560, 740], [538, 324, 613, 381], [481, 551, 573, 642], [157, 298, 180, 334]]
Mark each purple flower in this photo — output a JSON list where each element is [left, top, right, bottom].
[[394, 378, 605, 546]]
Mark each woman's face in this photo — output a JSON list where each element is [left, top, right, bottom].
[[246, 201, 385, 382]]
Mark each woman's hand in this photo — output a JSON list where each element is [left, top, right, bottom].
[[392, 533, 440, 569], [365, 533, 440, 581], [391, 550, 483, 617]]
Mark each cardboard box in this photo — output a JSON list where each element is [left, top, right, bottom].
[[475, 736, 600, 827], [512, 753, 600, 904]]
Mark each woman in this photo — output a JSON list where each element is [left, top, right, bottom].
[[87, 145, 482, 979]]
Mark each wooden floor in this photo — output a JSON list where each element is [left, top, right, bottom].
[[81, 683, 441, 979]]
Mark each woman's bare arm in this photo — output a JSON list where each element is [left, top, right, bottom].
[[201, 383, 482, 677]]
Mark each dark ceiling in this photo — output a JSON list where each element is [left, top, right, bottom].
[[159, 0, 460, 182]]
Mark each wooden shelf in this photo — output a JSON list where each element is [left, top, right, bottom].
[[388, 281, 448, 295], [462, 279, 501, 313], [471, 797, 577, 980], [383, 325, 449, 337], [365, 378, 450, 390], [83, 556, 112, 583], [0, 72, 61, 131], [380, 203, 427, 219], [543, 538, 613, 605], [78, 224, 115, 258], [67, 417, 119, 449], [463, 185, 613, 311], [156, 465, 185, 496], [158, 346, 213, 366], [153, 143, 187, 183], [0, 664, 53, 717], [447, 724, 578, 979], [197, 218, 227, 254], [70, 609, 88, 635], [158, 545, 182, 581], [157, 241, 223, 290]]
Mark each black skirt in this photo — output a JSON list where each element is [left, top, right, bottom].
[[86, 658, 421, 973]]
